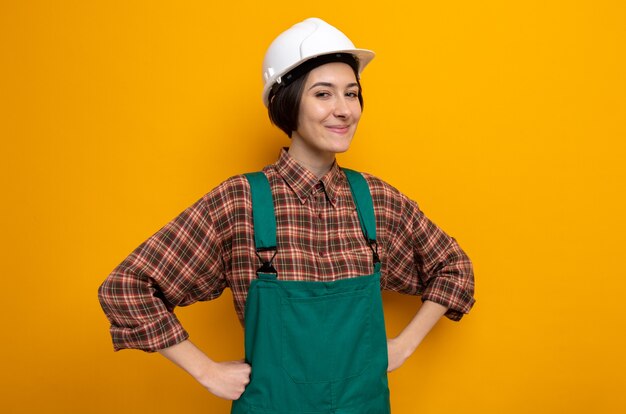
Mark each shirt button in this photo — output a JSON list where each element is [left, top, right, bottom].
[[318, 213, 323, 219], [319, 251, 325, 257]]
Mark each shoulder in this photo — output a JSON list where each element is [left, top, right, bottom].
[[200, 174, 253, 215], [358, 172, 418, 211], [205, 174, 252, 197], [201, 164, 286, 208], [359, 172, 398, 194], [351, 171, 425, 237]]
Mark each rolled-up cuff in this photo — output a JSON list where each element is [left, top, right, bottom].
[[421, 279, 475, 322], [109, 313, 189, 352]]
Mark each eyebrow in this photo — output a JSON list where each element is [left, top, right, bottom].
[[308, 82, 359, 90]]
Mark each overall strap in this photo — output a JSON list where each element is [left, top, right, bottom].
[[245, 169, 380, 275], [244, 172, 278, 276], [342, 168, 381, 270]]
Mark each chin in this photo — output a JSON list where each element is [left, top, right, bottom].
[[327, 135, 354, 153], [326, 141, 352, 155], [334, 145, 351, 154]]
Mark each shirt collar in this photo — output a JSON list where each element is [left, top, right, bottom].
[[275, 148, 343, 207]]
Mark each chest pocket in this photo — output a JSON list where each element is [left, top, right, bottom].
[[281, 286, 374, 383]]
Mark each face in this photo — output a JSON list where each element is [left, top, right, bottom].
[[290, 62, 362, 165]]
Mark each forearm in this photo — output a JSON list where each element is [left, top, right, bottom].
[[158, 340, 215, 384], [158, 339, 251, 400], [387, 300, 447, 371], [397, 300, 447, 353]]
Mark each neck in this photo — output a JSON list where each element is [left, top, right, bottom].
[[287, 144, 335, 179]]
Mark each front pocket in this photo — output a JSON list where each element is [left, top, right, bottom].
[[281, 290, 372, 383]]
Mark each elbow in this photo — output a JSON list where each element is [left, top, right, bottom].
[[98, 269, 128, 314], [97, 275, 114, 313]]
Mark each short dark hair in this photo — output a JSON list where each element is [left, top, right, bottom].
[[268, 60, 364, 138]]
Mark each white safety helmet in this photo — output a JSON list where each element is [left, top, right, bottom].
[[262, 17, 375, 107]]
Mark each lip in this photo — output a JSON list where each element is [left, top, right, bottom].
[[326, 125, 351, 134]]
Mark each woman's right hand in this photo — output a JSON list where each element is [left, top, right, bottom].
[[200, 359, 252, 400], [158, 340, 251, 401]]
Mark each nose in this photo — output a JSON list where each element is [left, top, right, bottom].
[[333, 96, 350, 118]]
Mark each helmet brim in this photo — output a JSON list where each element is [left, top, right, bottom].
[[262, 48, 375, 107]]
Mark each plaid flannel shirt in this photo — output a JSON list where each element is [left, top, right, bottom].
[[99, 149, 475, 352]]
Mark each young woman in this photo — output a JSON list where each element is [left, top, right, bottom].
[[99, 17, 475, 413]]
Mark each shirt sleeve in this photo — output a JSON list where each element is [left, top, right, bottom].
[[409, 202, 475, 321], [373, 178, 475, 321], [98, 195, 226, 352]]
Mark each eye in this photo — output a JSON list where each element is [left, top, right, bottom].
[[345, 90, 359, 99], [315, 91, 331, 98]]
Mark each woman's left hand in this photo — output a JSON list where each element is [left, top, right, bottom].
[[386, 337, 411, 372], [385, 301, 448, 372]]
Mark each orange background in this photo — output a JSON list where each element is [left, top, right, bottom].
[[1, 1, 625, 413]]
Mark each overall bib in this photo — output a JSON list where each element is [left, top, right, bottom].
[[231, 169, 390, 414]]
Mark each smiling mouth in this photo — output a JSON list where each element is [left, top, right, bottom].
[[327, 125, 350, 133]]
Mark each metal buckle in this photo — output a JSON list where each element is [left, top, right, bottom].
[[368, 239, 380, 264], [255, 249, 277, 275]]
